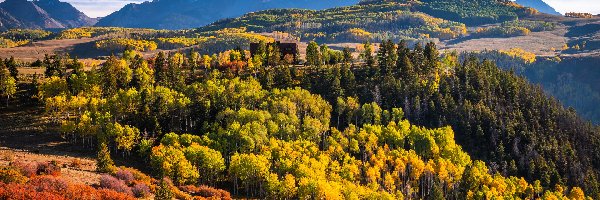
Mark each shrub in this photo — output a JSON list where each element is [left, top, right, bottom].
[[27, 175, 68, 193], [64, 184, 101, 200], [97, 189, 136, 200], [70, 159, 83, 169], [179, 185, 232, 200], [36, 161, 62, 176], [154, 178, 174, 200], [99, 174, 133, 196], [0, 166, 28, 184], [131, 182, 151, 198], [0, 182, 66, 200], [11, 161, 38, 177], [115, 168, 135, 184]]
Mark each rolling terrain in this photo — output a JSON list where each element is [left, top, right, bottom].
[[0, 0, 600, 199]]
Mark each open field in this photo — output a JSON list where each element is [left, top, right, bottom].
[[441, 26, 569, 56], [0, 38, 101, 62]]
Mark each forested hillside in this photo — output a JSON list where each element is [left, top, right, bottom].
[[96, 0, 360, 30], [1, 38, 598, 199], [200, 0, 535, 43], [469, 50, 600, 124]]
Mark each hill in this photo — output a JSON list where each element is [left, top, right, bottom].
[[199, 0, 534, 43], [0, 0, 95, 31], [515, 0, 560, 15], [95, 0, 360, 30], [1, 44, 596, 198]]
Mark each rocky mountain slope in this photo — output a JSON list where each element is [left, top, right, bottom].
[[0, 0, 96, 31], [515, 0, 560, 15]]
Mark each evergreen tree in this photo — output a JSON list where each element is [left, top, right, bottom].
[[155, 178, 174, 200], [6, 57, 18, 81], [154, 52, 168, 86], [343, 47, 353, 64], [361, 41, 375, 69], [96, 142, 115, 173], [341, 62, 356, 97]]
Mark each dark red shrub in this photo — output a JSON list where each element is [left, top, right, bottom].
[[27, 175, 68, 193], [36, 161, 61, 176], [115, 168, 134, 184], [99, 174, 133, 196], [131, 182, 151, 198]]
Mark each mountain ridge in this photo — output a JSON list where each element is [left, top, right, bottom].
[[0, 0, 96, 31], [515, 0, 560, 15], [96, 0, 361, 30]]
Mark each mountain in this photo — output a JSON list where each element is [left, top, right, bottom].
[[0, 0, 95, 31], [199, 0, 533, 43], [96, 0, 360, 30], [32, 0, 97, 27], [515, 0, 560, 15]]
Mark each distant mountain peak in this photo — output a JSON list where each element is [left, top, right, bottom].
[[515, 0, 560, 15], [0, 0, 95, 31]]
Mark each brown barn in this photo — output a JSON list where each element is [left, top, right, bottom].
[[250, 41, 299, 63]]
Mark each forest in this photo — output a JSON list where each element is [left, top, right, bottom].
[[1, 37, 598, 199]]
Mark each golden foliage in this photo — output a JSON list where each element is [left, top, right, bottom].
[[500, 48, 536, 64], [96, 38, 158, 52]]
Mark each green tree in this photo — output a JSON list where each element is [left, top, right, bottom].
[[306, 41, 321, 66], [229, 153, 271, 197], [96, 142, 115, 173], [1, 76, 16, 107], [184, 144, 225, 184], [361, 41, 375, 68], [150, 144, 199, 185], [6, 56, 18, 80]]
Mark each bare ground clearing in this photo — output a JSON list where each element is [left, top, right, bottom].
[[441, 26, 569, 56]]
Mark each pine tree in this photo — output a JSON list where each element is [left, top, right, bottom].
[[155, 178, 174, 200], [6, 57, 18, 81], [361, 41, 375, 69], [96, 142, 115, 173], [341, 63, 356, 97], [343, 47, 353, 64], [154, 52, 168, 86]]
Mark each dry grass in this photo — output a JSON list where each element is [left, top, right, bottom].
[[441, 25, 569, 56], [0, 148, 100, 185]]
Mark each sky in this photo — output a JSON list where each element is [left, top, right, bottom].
[[32, 0, 600, 18], [543, 0, 600, 15]]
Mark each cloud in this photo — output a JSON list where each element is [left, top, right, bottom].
[[64, 0, 147, 18], [542, 0, 600, 14]]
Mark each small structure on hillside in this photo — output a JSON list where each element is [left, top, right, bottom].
[[250, 41, 299, 64]]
